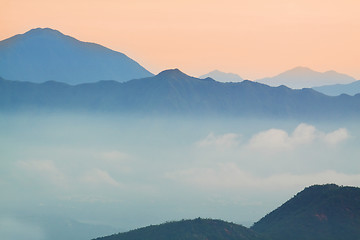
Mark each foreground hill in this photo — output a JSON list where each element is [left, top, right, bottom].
[[0, 28, 153, 84], [1, 69, 360, 119], [94, 218, 265, 240], [252, 184, 360, 240], [256, 66, 356, 89], [94, 184, 360, 240], [313, 80, 360, 96]]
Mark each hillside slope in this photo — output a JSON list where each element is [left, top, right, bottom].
[[252, 184, 360, 240], [94, 218, 265, 240]]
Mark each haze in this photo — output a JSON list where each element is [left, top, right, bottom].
[[1, 112, 359, 239], [1, 0, 360, 79]]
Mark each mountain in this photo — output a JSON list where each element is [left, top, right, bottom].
[[94, 184, 360, 240], [251, 184, 360, 240], [1, 69, 360, 119], [256, 67, 356, 89], [93, 218, 265, 240], [0, 28, 153, 84], [313, 80, 360, 96], [200, 70, 243, 82]]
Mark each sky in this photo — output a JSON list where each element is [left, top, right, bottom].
[[1, 0, 360, 80]]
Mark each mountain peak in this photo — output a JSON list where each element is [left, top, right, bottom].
[[288, 66, 314, 72], [200, 70, 243, 82], [0, 28, 153, 84], [257, 66, 355, 89], [26, 27, 61, 33], [23, 27, 66, 39], [157, 69, 189, 78]]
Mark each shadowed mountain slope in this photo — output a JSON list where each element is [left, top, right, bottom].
[[0, 28, 153, 84], [93, 218, 265, 240], [252, 184, 360, 240]]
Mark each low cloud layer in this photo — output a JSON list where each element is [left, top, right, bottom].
[[248, 123, 349, 152], [1, 114, 358, 235], [196, 123, 350, 153], [166, 162, 360, 191], [196, 132, 241, 149], [0, 217, 45, 240]]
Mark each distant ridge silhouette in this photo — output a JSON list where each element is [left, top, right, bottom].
[[256, 67, 355, 89], [313, 80, 360, 96], [1, 69, 360, 119], [0, 28, 153, 84], [200, 70, 243, 82]]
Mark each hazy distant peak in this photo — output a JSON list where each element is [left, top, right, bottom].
[[313, 80, 360, 96], [257, 66, 355, 89], [207, 69, 226, 74], [200, 70, 243, 82], [0, 27, 153, 84], [26, 27, 63, 35], [285, 66, 314, 73], [157, 68, 190, 78]]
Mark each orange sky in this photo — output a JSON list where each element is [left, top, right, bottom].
[[1, 0, 360, 79]]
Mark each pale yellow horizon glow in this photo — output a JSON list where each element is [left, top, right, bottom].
[[1, 0, 360, 80]]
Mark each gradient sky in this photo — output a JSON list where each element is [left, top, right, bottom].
[[1, 0, 360, 79]]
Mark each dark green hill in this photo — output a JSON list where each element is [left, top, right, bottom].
[[94, 218, 265, 240], [251, 184, 360, 240]]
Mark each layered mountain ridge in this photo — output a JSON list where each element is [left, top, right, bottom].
[[256, 66, 356, 89], [1, 69, 360, 119]]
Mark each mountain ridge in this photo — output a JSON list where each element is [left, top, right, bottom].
[[313, 80, 360, 96], [256, 66, 356, 89], [93, 218, 266, 240], [1, 69, 360, 119]]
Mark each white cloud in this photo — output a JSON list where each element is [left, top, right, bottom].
[[247, 123, 349, 152], [291, 123, 317, 145], [166, 162, 360, 191], [80, 169, 122, 187], [101, 150, 130, 161], [196, 132, 240, 148], [17, 160, 67, 187], [323, 128, 349, 145]]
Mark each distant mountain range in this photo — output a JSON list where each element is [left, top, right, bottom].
[[200, 68, 359, 93], [94, 184, 360, 240], [1, 69, 360, 119], [313, 80, 360, 96], [0, 28, 153, 84], [200, 70, 243, 82], [256, 67, 356, 89]]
